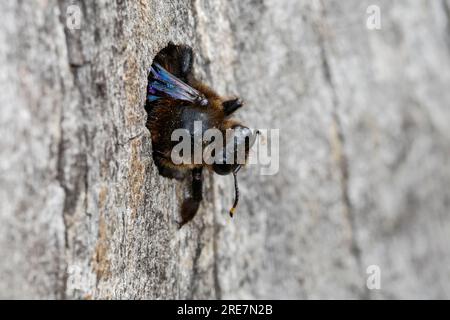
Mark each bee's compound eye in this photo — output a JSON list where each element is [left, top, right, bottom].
[[230, 125, 258, 154], [232, 125, 252, 138]]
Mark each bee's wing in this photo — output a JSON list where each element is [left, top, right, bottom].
[[148, 63, 207, 106]]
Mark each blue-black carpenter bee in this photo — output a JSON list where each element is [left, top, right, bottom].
[[145, 43, 258, 227]]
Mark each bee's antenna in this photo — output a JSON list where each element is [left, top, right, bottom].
[[229, 171, 240, 217]]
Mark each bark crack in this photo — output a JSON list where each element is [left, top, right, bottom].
[[56, 0, 91, 298], [56, 113, 69, 300], [316, 1, 369, 299], [442, 0, 450, 51]]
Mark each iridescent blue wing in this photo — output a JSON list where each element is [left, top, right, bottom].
[[148, 63, 208, 106]]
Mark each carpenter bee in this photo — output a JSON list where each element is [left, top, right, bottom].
[[145, 43, 258, 228]]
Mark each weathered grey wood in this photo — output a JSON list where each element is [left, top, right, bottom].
[[1, 0, 449, 299]]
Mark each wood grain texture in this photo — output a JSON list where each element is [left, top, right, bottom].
[[0, 0, 449, 299]]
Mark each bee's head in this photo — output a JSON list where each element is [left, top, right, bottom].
[[212, 125, 259, 217], [211, 98, 259, 216], [212, 125, 259, 176]]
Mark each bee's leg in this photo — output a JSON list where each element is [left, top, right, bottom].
[[222, 98, 243, 116], [179, 167, 203, 228], [153, 152, 186, 181]]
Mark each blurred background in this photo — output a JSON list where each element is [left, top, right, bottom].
[[0, 0, 449, 299]]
